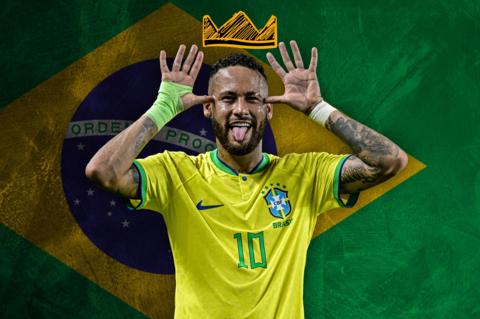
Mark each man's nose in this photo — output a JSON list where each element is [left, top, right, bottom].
[[232, 97, 249, 115]]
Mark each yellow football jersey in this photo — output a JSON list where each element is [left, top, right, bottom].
[[128, 150, 358, 319]]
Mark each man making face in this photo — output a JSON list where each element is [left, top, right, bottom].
[[86, 42, 408, 318], [208, 54, 271, 158]]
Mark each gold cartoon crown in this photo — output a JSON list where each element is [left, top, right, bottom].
[[203, 11, 277, 49]]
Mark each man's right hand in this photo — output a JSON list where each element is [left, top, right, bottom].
[[160, 44, 213, 109], [86, 44, 212, 199]]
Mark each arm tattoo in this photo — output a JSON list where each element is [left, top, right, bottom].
[[130, 166, 140, 184], [341, 164, 379, 184], [123, 117, 156, 199], [324, 111, 406, 193], [326, 112, 399, 167], [339, 156, 390, 194], [126, 165, 140, 199], [134, 118, 158, 154]]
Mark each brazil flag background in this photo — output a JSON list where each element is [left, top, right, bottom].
[[1, 1, 479, 318]]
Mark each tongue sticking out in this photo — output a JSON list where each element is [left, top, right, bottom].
[[232, 127, 249, 142]]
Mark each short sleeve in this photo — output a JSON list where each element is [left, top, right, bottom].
[[125, 152, 174, 213], [307, 152, 359, 215]]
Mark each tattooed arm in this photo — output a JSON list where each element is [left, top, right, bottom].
[[326, 110, 408, 194], [266, 40, 408, 195], [85, 115, 158, 198]]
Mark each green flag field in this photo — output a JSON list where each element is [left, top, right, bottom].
[[1, 1, 479, 318]]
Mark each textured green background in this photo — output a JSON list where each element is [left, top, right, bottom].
[[1, 0, 479, 318]]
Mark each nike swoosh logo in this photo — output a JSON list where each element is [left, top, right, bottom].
[[196, 200, 224, 211]]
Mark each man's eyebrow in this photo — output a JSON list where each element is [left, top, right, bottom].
[[218, 91, 261, 96], [218, 91, 237, 96]]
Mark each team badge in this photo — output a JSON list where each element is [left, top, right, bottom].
[[263, 185, 291, 219]]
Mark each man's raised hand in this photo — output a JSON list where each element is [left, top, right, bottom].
[[266, 41, 322, 114], [160, 44, 213, 109]]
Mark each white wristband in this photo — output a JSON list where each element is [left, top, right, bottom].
[[308, 100, 337, 127]]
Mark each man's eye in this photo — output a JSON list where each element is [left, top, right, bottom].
[[222, 97, 235, 102]]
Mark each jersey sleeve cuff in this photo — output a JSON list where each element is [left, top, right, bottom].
[[125, 160, 148, 211], [333, 155, 359, 208]]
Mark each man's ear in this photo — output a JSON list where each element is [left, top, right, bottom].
[[266, 103, 273, 121], [203, 102, 212, 118]]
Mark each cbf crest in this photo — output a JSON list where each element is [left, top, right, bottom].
[[263, 184, 292, 219]]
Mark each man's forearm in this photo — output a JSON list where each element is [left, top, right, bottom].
[[85, 80, 190, 193], [325, 110, 407, 173], [85, 115, 158, 190]]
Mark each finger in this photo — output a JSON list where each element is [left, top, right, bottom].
[[181, 94, 214, 109], [264, 95, 287, 104], [192, 95, 214, 105], [279, 42, 295, 71], [189, 51, 204, 79], [182, 44, 198, 73], [308, 47, 318, 73], [290, 40, 304, 69], [159, 50, 169, 74], [266, 52, 286, 78], [172, 44, 186, 72]]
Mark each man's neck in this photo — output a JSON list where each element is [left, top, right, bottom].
[[216, 143, 263, 174]]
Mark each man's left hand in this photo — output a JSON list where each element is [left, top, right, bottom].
[[266, 40, 322, 115]]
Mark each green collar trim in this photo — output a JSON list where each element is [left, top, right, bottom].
[[210, 150, 238, 175], [209, 150, 270, 176], [250, 153, 269, 173]]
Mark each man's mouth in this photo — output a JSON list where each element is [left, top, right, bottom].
[[228, 121, 253, 142]]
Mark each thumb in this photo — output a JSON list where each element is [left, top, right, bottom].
[[181, 94, 213, 109], [191, 94, 214, 105], [264, 95, 286, 104]]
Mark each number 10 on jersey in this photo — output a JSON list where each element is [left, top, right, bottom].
[[233, 231, 267, 269]]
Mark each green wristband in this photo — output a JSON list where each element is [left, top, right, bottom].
[[145, 81, 192, 130]]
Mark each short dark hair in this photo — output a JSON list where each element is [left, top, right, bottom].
[[209, 53, 267, 81]]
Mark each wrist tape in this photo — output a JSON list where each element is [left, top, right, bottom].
[[308, 100, 337, 127], [145, 81, 192, 130]]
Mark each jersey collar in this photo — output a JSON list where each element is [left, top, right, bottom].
[[210, 149, 270, 176]]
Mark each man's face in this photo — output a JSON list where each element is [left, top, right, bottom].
[[205, 66, 272, 156]]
